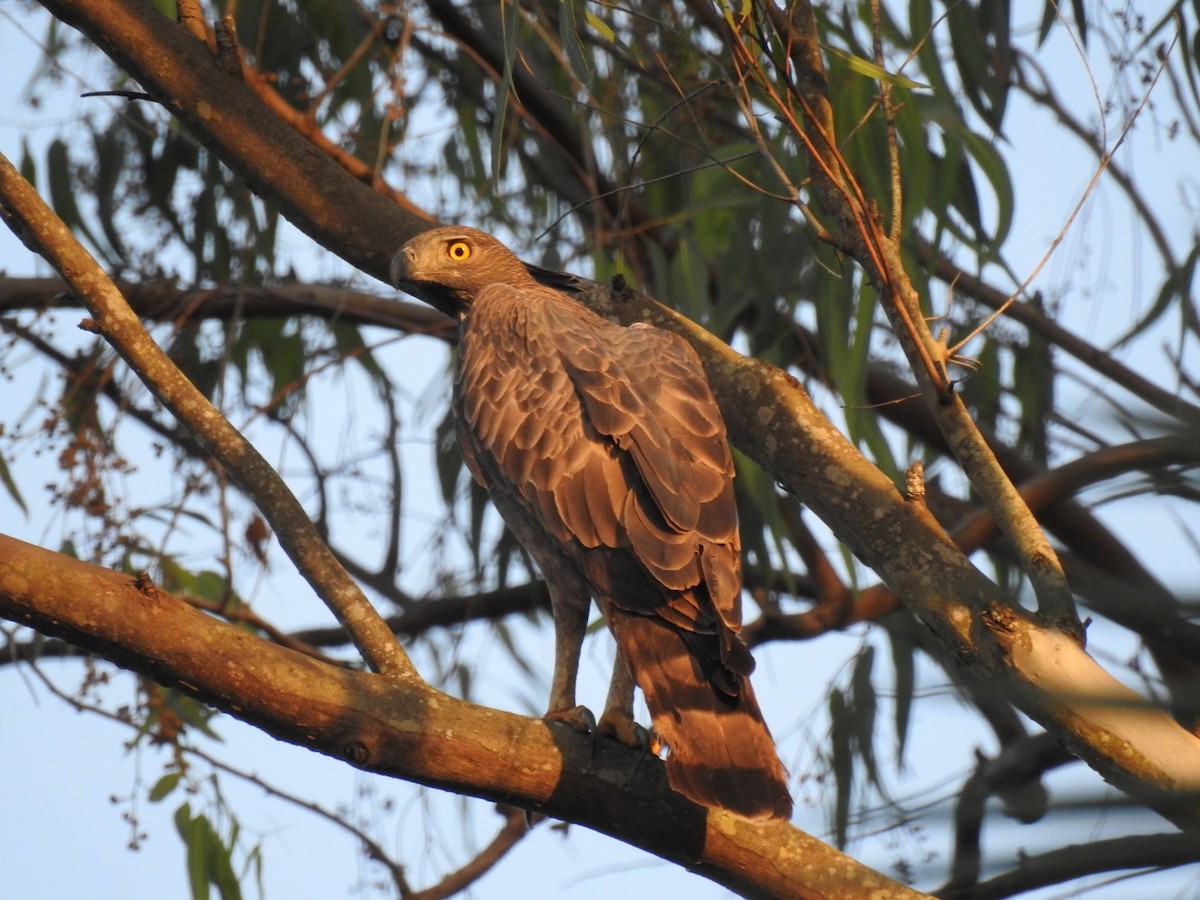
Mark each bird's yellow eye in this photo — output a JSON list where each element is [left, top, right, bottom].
[[448, 241, 471, 261]]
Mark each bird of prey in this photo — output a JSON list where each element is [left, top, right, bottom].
[[391, 226, 791, 820]]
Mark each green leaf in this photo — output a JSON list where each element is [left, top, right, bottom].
[[948, 2, 1001, 129], [175, 804, 211, 900], [159, 558, 235, 606], [582, 10, 614, 45], [850, 646, 879, 787], [170, 693, 224, 741], [558, 2, 591, 79], [829, 688, 852, 849], [149, 771, 183, 802], [19, 138, 37, 187], [823, 44, 929, 90], [1115, 244, 1197, 348], [733, 451, 794, 594], [1070, 0, 1089, 45], [92, 127, 128, 262], [0, 455, 28, 515], [887, 623, 915, 766], [209, 830, 243, 900], [961, 337, 1001, 435], [174, 804, 242, 900], [960, 130, 1014, 247], [715, 0, 752, 28], [46, 138, 99, 251], [910, 0, 952, 99], [1036, 0, 1057, 48], [434, 399, 465, 511], [490, 0, 522, 183], [1013, 313, 1055, 464]]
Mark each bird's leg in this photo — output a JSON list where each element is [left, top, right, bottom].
[[543, 583, 595, 734], [597, 653, 649, 750]]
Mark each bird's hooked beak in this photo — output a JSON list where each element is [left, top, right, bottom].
[[388, 239, 469, 319], [389, 244, 418, 289]]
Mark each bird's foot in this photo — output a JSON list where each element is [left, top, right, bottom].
[[599, 713, 668, 759], [598, 713, 669, 787], [543, 705, 597, 736], [597, 711, 649, 750]]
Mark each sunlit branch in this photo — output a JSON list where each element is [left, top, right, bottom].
[[748, 0, 1078, 630], [0, 152, 413, 678]]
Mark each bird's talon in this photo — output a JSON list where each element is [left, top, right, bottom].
[[597, 711, 648, 750], [544, 705, 596, 736]]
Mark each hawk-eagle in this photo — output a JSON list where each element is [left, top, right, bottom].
[[391, 226, 791, 820]]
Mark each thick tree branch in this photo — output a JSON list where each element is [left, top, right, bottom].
[[0, 532, 925, 900], [574, 277, 1200, 834]]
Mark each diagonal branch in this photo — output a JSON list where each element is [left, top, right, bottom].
[[752, 0, 1079, 631], [0, 152, 412, 678], [37, 0, 432, 297]]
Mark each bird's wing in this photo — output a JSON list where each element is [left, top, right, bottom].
[[560, 315, 745, 628], [455, 283, 744, 641], [455, 284, 618, 548]]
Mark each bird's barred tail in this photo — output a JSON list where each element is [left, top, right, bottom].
[[610, 613, 792, 821]]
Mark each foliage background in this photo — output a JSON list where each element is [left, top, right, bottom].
[[1, 0, 1198, 897]]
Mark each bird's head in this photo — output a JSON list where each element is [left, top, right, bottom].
[[390, 227, 534, 313]]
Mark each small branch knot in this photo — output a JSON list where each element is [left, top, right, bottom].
[[904, 460, 926, 504]]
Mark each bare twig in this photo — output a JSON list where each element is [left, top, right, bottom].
[[948, 28, 1179, 358], [910, 239, 1200, 423], [404, 805, 534, 900]]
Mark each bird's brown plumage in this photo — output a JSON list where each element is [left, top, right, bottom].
[[391, 226, 791, 820]]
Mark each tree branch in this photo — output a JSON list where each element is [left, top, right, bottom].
[[755, 0, 1079, 631], [0, 532, 926, 900], [941, 831, 1200, 900], [0, 151, 412, 678], [37, 0, 432, 300], [0, 275, 457, 338]]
